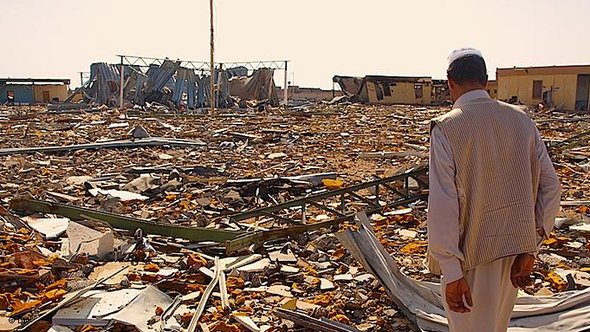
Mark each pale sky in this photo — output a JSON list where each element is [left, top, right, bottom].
[[1, 0, 589, 89]]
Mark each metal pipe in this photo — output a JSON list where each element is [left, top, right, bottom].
[[283, 61, 288, 108], [79, 72, 85, 97], [209, 0, 215, 111], [119, 56, 124, 109]]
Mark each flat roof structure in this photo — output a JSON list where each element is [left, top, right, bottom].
[[0, 78, 71, 85], [497, 65, 590, 76]]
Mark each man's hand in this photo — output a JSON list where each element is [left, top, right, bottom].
[[510, 253, 534, 289], [445, 278, 473, 313]]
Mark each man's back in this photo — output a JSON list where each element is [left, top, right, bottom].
[[431, 98, 539, 271]]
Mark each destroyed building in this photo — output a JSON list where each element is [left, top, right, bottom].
[[0, 78, 70, 104], [80, 57, 283, 109], [333, 75, 450, 106], [334, 64, 590, 111]]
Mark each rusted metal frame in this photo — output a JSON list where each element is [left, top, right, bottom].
[[225, 194, 426, 253], [409, 172, 429, 189], [230, 167, 427, 223], [307, 201, 346, 218], [370, 174, 410, 199], [259, 211, 297, 225], [346, 191, 381, 210]]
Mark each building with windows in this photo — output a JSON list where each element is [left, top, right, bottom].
[[0, 78, 71, 104], [364, 76, 433, 105], [333, 75, 435, 105], [496, 65, 590, 111], [486, 80, 497, 99]]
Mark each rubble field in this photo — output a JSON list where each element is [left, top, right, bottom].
[[0, 103, 588, 332]]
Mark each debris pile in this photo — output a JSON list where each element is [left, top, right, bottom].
[[0, 101, 589, 331]]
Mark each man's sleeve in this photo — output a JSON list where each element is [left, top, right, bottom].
[[534, 128, 561, 240], [427, 125, 465, 283]]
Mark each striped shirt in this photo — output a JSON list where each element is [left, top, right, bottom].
[[427, 90, 561, 282]]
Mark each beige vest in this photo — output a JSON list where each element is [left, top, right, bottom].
[[428, 98, 540, 274]]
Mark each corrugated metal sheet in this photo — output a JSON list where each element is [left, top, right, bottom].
[[172, 68, 198, 108], [85, 60, 275, 108], [144, 60, 179, 94], [88, 63, 120, 105]]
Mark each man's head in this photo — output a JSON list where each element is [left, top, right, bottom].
[[446, 48, 488, 101]]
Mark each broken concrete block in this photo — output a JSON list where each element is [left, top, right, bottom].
[[319, 278, 335, 290], [266, 285, 293, 297], [88, 188, 149, 201], [232, 312, 261, 332], [66, 222, 114, 259], [53, 288, 143, 326], [267, 152, 287, 159], [268, 249, 297, 263], [237, 258, 271, 273], [22, 216, 69, 239], [110, 286, 173, 332], [123, 175, 158, 194], [333, 274, 353, 282], [398, 229, 417, 239], [130, 125, 151, 138]]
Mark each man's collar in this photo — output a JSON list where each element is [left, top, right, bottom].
[[453, 89, 491, 108]]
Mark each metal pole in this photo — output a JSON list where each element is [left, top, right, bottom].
[[80, 72, 85, 97], [119, 56, 124, 109], [209, 0, 215, 111], [218, 63, 223, 108], [283, 61, 288, 108]]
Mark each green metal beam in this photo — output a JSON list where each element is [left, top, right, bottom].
[[9, 198, 242, 242]]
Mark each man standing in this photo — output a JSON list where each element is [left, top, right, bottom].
[[427, 48, 561, 332]]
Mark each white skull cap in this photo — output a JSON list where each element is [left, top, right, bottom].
[[447, 47, 483, 67]]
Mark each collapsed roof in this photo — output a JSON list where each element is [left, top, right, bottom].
[[84, 61, 278, 108]]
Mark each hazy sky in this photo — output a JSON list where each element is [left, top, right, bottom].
[[1, 0, 589, 89]]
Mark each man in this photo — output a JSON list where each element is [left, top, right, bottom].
[[427, 48, 561, 332], [6, 90, 15, 105]]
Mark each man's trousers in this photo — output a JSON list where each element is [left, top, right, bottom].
[[441, 256, 518, 332]]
